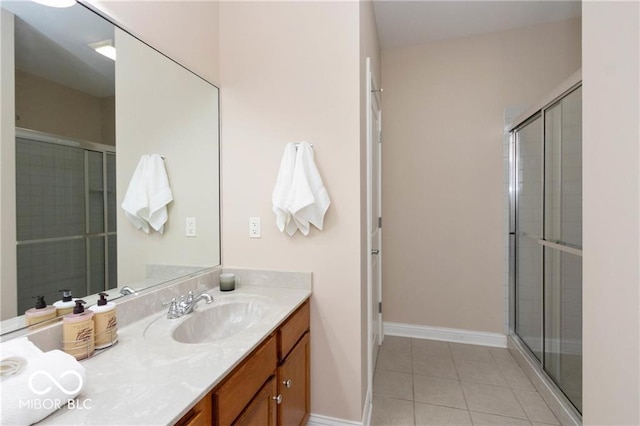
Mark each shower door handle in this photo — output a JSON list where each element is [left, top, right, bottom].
[[371, 249, 380, 255]]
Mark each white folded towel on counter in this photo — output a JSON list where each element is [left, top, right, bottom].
[[122, 154, 173, 234], [272, 141, 331, 236], [0, 338, 86, 426]]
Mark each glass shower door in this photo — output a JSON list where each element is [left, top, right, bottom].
[[514, 115, 543, 361], [511, 84, 582, 415], [543, 87, 583, 412]]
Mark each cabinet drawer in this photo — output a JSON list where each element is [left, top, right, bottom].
[[175, 393, 212, 426], [215, 334, 277, 426], [234, 375, 277, 426], [278, 300, 310, 361]]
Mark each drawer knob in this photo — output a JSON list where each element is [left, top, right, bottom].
[[282, 379, 293, 388], [272, 394, 283, 404]]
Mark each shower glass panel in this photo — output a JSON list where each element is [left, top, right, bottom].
[[15, 135, 116, 310], [88, 236, 106, 295], [511, 81, 582, 416], [543, 87, 583, 412], [106, 153, 117, 232], [514, 115, 543, 361], [87, 151, 105, 234]]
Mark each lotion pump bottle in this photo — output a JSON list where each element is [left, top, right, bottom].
[[25, 295, 56, 326], [63, 300, 95, 360], [89, 292, 118, 349], [53, 289, 76, 316]]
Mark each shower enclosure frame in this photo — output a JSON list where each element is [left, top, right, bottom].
[[507, 70, 582, 422]]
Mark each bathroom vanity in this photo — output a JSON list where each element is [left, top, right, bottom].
[[178, 300, 310, 426], [28, 268, 312, 426]]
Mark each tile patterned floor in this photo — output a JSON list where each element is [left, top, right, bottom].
[[371, 336, 560, 426]]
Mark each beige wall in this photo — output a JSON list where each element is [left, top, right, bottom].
[[87, 0, 219, 85], [359, 0, 381, 411], [0, 9, 17, 319], [15, 70, 114, 145], [583, 2, 640, 424], [219, 1, 367, 421], [381, 18, 581, 333]]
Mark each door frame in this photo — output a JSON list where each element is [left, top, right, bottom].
[[366, 56, 383, 408]]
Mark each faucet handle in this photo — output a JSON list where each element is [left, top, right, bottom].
[[185, 291, 194, 304], [164, 298, 180, 319]]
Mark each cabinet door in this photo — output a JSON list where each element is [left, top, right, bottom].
[[234, 376, 277, 426], [278, 332, 310, 426]]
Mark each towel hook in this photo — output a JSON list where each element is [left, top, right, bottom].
[[293, 143, 313, 149]]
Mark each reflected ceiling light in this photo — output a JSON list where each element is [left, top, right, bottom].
[[33, 0, 76, 8], [89, 40, 116, 61]]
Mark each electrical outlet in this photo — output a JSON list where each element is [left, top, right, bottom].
[[186, 217, 196, 237], [249, 217, 261, 238]]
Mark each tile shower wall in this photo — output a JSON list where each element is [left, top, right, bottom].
[[15, 138, 116, 312]]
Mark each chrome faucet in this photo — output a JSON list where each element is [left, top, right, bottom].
[[119, 286, 137, 296], [163, 291, 213, 318], [182, 292, 213, 315]]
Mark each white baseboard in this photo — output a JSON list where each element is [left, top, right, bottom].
[[307, 414, 363, 426], [307, 388, 372, 426], [384, 321, 507, 348]]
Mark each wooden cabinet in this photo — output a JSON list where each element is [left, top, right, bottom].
[[278, 332, 310, 426], [175, 392, 212, 426], [215, 335, 278, 426], [175, 299, 310, 426]]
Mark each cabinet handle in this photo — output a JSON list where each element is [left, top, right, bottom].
[[272, 394, 283, 405], [282, 379, 292, 388]]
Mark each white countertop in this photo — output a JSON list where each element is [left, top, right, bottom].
[[39, 285, 311, 425]]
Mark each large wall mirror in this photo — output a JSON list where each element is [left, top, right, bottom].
[[0, 1, 220, 334]]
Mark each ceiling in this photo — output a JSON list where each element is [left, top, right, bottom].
[[2, 1, 115, 97], [373, 0, 582, 49], [2, 1, 582, 96]]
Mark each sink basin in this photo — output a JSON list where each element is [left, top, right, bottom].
[[171, 300, 267, 344]]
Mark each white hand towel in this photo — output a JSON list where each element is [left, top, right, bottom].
[[272, 143, 297, 234], [121, 154, 173, 234], [121, 155, 151, 233], [286, 142, 330, 236], [142, 154, 173, 234], [1, 338, 86, 426]]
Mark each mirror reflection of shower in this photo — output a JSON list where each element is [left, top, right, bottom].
[[15, 128, 117, 313]]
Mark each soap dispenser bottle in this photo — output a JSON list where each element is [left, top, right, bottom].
[[53, 289, 76, 316], [89, 292, 118, 349], [24, 295, 56, 326], [63, 300, 95, 360]]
